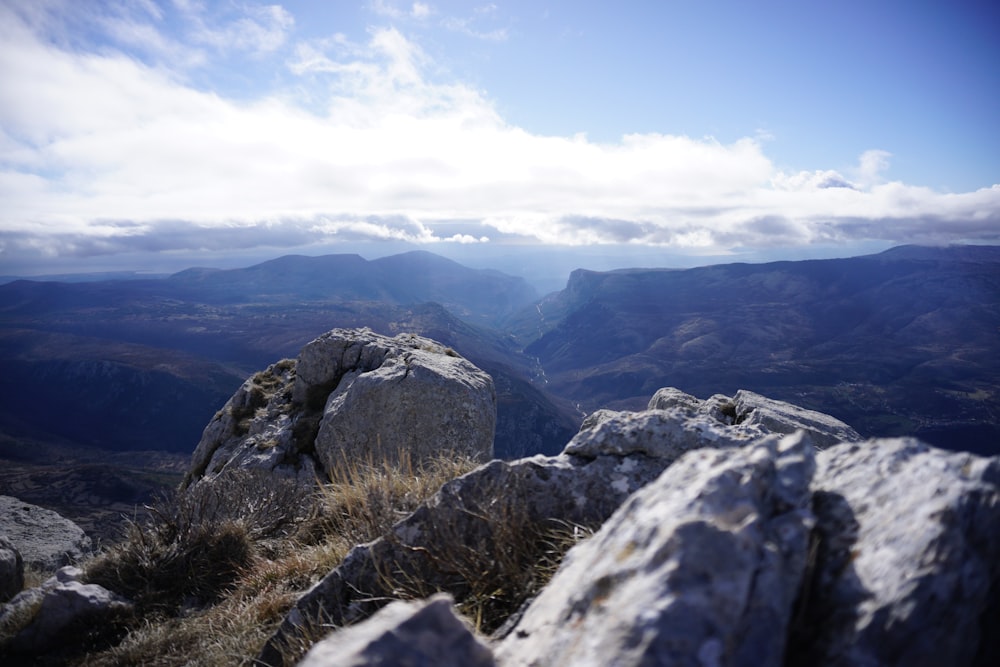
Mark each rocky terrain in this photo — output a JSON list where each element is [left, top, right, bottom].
[[2, 328, 996, 666], [1, 244, 997, 596], [182, 327, 498, 489]]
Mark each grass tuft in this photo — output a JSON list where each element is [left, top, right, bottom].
[[73, 451, 480, 665]]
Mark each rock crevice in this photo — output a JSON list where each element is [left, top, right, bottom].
[[183, 328, 497, 489]]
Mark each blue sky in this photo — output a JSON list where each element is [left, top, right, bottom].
[[1, 0, 998, 277]]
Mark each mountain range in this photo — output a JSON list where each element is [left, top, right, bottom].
[[0, 245, 997, 537]]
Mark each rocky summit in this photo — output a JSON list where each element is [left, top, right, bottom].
[[257, 366, 997, 666], [2, 329, 997, 666]]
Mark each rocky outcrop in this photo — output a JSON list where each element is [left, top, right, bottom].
[[0, 535, 23, 604], [259, 385, 997, 667], [183, 328, 496, 488], [0, 565, 133, 663], [499, 435, 999, 667], [259, 387, 859, 665], [298, 594, 494, 667], [0, 496, 92, 571], [645, 386, 861, 448], [790, 438, 1000, 666], [495, 432, 816, 667]]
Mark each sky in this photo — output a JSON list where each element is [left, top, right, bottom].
[[1, 0, 999, 281]]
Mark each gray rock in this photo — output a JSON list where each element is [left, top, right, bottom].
[[262, 386, 860, 666], [297, 594, 494, 667], [0, 496, 92, 571], [564, 407, 767, 460], [0, 566, 85, 631], [732, 390, 861, 448], [788, 438, 1000, 667], [260, 451, 669, 666], [0, 534, 23, 604], [5, 576, 133, 659], [647, 386, 861, 447], [184, 328, 496, 488], [312, 331, 497, 472], [495, 432, 816, 667]]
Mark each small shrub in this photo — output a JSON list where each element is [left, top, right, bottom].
[[374, 474, 597, 634], [85, 469, 311, 615]]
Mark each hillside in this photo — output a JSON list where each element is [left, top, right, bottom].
[[1, 244, 997, 540], [512, 245, 1000, 454], [0, 253, 572, 537]]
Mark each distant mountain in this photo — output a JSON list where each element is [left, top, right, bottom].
[[2, 244, 997, 538], [165, 250, 539, 325], [0, 251, 572, 468], [512, 245, 1000, 455]]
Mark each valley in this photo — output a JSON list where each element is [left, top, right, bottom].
[[1, 245, 998, 536]]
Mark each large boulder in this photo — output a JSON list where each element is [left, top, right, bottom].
[[0, 534, 23, 603], [787, 438, 1000, 666], [495, 432, 816, 667], [298, 594, 494, 667], [183, 328, 496, 488], [0, 496, 92, 571]]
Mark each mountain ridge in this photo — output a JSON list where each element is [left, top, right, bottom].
[[515, 244, 1000, 453]]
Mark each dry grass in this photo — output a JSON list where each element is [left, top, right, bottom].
[[373, 474, 597, 635], [70, 451, 480, 666], [297, 449, 481, 549], [77, 545, 344, 667], [84, 468, 313, 617]]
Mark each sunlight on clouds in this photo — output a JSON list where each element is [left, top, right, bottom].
[[370, 1, 431, 21], [0, 2, 998, 265]]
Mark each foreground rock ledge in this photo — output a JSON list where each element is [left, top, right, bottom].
[[257, 387, 998, 667], [259, 386, 860, 665], [496, 432, 817, 667], [183, 328, 497, 489]]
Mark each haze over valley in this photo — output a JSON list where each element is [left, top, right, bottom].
[[1, 245, 997, 539]]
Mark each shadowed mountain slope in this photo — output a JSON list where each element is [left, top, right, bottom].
[[513, 246, 1000, 455], [0, 253, 570, 466]]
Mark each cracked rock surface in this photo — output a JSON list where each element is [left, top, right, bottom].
[[182, 328, 496, 489]]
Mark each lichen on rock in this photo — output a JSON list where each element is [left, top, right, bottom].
[[182, 328, 497, 490]]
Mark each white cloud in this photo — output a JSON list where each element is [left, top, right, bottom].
[[441, 15, 508, 41], [0, 4, 997, 269], [180, 2, 294, 55], [370, 1, 431, 21], [854, 149, 892, 188]]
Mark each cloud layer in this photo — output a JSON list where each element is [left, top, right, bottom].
[[1, 1, 998, 268]]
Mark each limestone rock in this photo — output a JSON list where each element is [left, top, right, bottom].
[[495, 433, 816, 667], [262, 386, 861, 665], [0, 534, 23, 604], [1, 566, 83, 632], [4, 567, 133, 661], [298, 594, 494, 667], [564, 407, 767, 460], [732, 390, 861, 448], [259, 451, 669, 666], [184, 328, 496, 488], [647, 386, 861, 448], [788, 438, 1000, 666], [0, 496, 92, 571], [310, 331, 497, 472]]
